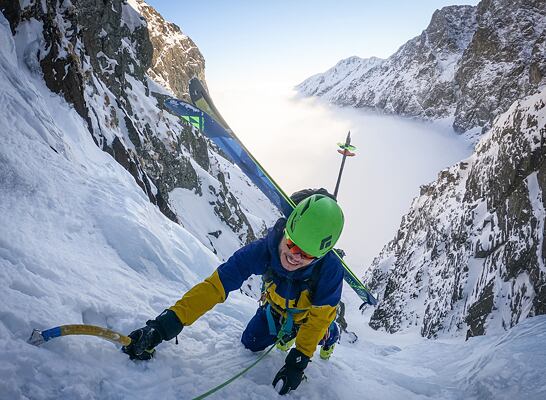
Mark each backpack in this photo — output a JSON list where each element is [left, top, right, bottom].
[[290, 187, 336, 205]]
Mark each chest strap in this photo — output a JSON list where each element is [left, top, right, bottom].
[[265, 303, 307, 339]]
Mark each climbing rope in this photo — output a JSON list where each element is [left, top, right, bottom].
[[191, 341, 277, 400], [191, 306, 295, 399]]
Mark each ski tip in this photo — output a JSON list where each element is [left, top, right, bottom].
[[27, 329, 46, 346]]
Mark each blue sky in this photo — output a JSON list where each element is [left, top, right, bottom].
[[146, 0, 479, 87]]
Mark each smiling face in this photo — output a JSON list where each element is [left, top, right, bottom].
[[278, 236, 316, 272]]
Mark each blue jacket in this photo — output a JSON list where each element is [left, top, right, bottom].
[[169, 219, 344, 357]]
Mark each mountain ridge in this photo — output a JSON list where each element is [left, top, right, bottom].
[[297, 0, 546, 137]]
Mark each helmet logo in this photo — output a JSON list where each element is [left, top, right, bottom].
[[319, 235, 333, 250]]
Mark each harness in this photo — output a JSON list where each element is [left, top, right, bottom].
[[261, 261, 324, 340]]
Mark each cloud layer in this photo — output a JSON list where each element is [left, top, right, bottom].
[[211, 84, 473, 272]]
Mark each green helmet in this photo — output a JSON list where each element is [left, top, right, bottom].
[[285, 194, 344, 258]]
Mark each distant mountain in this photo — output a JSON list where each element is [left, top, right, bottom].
[[297, 0, 546, 137], [0, 0, 279, 258], [365, 86, 546, 339], [297, 56, 384, 99]]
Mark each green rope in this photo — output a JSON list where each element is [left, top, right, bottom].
[[191, 342, 277, 400]]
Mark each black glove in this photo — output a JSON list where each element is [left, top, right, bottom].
[[122, 309, 184, 361], [122, 325, 162, 360], [272, 348, 310, 395]]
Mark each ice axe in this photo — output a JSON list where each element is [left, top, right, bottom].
[[28, 324, 131, 347]]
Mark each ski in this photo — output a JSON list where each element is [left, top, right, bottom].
[[164, 79, 377, 305]]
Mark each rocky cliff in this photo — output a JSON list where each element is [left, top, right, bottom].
[[1, 0, 278, 258], [365, 87, 545, 339], [129, 0, 206, 101], [298, 0, 546, 137]]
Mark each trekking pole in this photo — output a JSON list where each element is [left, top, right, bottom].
[[333, 131, 356, 199]]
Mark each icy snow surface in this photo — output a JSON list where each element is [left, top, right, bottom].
[[1, 11, 545, 400]]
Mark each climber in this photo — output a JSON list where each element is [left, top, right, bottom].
[[122, 192, 345, 396]]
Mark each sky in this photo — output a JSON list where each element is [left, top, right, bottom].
[[143, 1, 478, 270], [146, 0, 480, 87]]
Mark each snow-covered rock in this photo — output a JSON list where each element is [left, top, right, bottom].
[[2, 0, 279, 259], [297, 56, 384, 99], [128, 0, 206, 101], [453, 0, 546, 133], [297, 0, 546, 137], [365, 86, 546, 339]]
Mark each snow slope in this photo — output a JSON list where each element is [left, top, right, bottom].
[[1, 11, 546, 400]]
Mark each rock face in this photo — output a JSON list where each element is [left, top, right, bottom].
[[130, 0, 206, 101], [366, 87, 546, 339], [297, 0, 546, 136], [453, 0, 546, 133], [1, 0, 278, 259]]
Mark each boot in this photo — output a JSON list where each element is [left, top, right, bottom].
[[320, 343, 335, 360], [276, 337, 296, 352]]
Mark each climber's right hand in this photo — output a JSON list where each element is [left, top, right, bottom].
[[122, 325, 162, 361]]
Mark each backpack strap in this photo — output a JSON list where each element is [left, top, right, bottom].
[[300, 259, 324, 301], [261, 265, 274, 289]]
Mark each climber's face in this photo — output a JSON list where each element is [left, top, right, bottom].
[[278, 236, 315, 272]]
